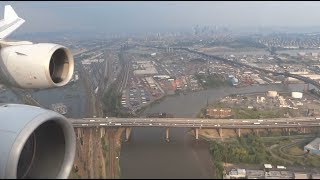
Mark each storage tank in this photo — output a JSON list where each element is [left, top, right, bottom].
[[292, 92, 303, 99], [266, 91, 278, 97]]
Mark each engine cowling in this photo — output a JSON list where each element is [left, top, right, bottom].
[[0, 103, 76, 179], [0, 43, 74, 88]]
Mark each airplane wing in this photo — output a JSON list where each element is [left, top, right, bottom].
[[0, 5, 76, 179], [0, 5, 25, 39]]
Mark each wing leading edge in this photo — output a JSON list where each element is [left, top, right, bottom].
[[0, 5, 25, 39]]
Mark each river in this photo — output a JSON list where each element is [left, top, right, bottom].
[[119, 84, 306, 178]]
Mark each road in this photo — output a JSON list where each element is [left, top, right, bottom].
[[136, 45, 320, 90], [70, 117, 320, 129]]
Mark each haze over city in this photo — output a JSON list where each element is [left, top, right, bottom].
[[3, 1, 320, 35], [1, 1, 320, 179]]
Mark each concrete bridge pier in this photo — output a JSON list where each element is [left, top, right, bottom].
[[125, 127, 132, 142], [266, 128, 270, 135], [100, 127, 105, 138], [165, 128, 170, 142], [288, 128, 291, 136], [218, 128, 223, 138], [303, 127, 306, 134], [237, 128, 241, 137], [77, 128, 82, 139], [194, 128, 199, 140]]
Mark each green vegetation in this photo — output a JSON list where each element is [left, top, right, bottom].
[[195, 74, 229, 89], [101, 137, 108, 152], [231, 107, 294, 119], [209, 134, 320, 178], [101, 83, 131, 117], [198, 101, 297, 119]]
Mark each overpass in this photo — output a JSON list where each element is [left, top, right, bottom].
[[70, 117, 320, 142]]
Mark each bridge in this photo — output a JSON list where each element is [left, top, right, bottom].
[[70, 117, 320, 142]]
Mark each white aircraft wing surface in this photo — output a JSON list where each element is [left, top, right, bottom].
[[0, 5, 24, 39]]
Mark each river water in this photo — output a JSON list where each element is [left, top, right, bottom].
[[119, 84, 306, 179], [1, 78, 308, 178]]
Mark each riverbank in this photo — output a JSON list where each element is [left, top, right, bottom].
[[136, 93, 178, 116], [118, 84, 308, 178], [206, 133, 320, 178]]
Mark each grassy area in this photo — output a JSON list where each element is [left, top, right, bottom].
[[287, 146, 304, 155], [195, 74, 230, 89], [101, 83, 132, 117], [198, 100, 297, 119], [232, 106, 298, 119]]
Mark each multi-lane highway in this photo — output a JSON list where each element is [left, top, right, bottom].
[[70, 117, 320, 129]]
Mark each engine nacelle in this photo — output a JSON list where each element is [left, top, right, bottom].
[[0, 104, 76, 179], [0, 43, 74, 88]]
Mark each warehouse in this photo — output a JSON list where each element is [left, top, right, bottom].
[[304, 138, 320, 155]]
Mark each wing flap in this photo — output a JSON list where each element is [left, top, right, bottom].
[[0, 5, 25, 39]]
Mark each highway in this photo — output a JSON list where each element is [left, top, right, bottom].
[[70, 117, 320, 129]]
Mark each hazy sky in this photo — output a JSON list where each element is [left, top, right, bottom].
[[2, 1, 320, 34]]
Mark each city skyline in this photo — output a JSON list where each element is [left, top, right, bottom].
[[2, 1, 320, 35]]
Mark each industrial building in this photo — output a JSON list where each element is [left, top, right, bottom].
[[294, 172, 308, 179], [133, 61, 158, 75], [304, 137, 320, 155], [206, 108, 232, 118], [266, 90, 278, 98], [246, 170, 265, 179], [227, 169, 246, 179], [231, 77, 239, 86], [291, 92, 303, 99]]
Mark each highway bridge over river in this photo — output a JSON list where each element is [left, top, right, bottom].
[[70, 117, 320, 142]]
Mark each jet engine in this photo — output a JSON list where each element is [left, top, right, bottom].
[[0, 103, 76, 179], [0, 43, 74, 88]]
